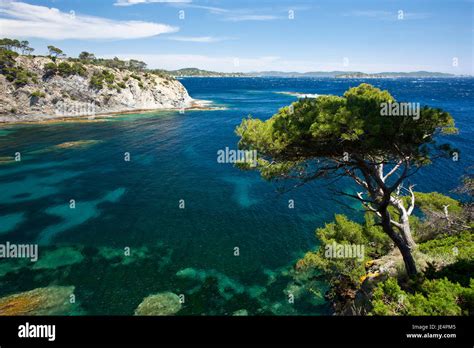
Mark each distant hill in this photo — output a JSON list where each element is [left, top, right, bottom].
[[165, 68, 246, 77], [161, 68, 461, 78], [166, 68, 459, 78]]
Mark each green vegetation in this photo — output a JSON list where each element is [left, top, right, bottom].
[[89, 69, 115, 90], [0, 47, 37, 87], [370, 277, 473, 316], [0, 38, 34, 55], [236, 83, 456, 276], [130, 74, 141, 81], [30, 90, 46, 98], [235, 83, 471, 316], [1, 39, 177, 93], [296, 187, 473, 316], [47, 45, 65, 59], [296, 213, 392, 305], [78, 51, 96, 62], [43, 62, 87, 78], [419, 231, 473, 260]]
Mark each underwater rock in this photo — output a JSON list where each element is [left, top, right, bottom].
[[0, 258, 30, 277], [54, 140, 102, 149], [0, 156, 16, 165], [0, 286, 75, 315], [134, 292, 182, 316], [176, 268, 246, 300], [33, 246, 84, 270]]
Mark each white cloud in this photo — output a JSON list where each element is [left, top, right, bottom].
[[167, 36, 232, 43], [0, 1, 178, 40], [224, 14, 280, 22], [344, 10, 430, 20], [114, 0, 191, 6], [115, 1, 228, 14], [181, 4, 229, 14]]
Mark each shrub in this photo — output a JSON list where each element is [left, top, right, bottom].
[[13, 69, 29, 87], [44, 62, 86, 78], [89, 72, 104, 90], [0, 49, 19, 73], [43, 62, 57, 76], [89, 69, 115, 90], [30, 90, 46, 98], [415, 192, 463, 215], [130, 74, 141, 81], [1, 49, 35, 87], [370, 277, 473, 316], [71, 62, 86, 77], [296, 214, 391, 286], [57, 62, 73, 76], [419, 231, 474, 260], [117, 82, 126, 89]]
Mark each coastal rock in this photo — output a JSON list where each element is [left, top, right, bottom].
[[0, 56, 194, 122], [232, 309, 248, 316], [134, 292, 182, 316], [0, 286, 75, 315]]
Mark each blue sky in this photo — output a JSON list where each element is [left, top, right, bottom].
[[1, 0, 472, 74]]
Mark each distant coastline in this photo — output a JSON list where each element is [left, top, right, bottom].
[[167, 68, 469, 79]]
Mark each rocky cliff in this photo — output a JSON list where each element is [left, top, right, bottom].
[[0, 56, 194, 122]]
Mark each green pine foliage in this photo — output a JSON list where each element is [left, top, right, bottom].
[[89, 70, 115, 90], [370, 277, 473, 316], [43, 62, 86, 78], [296, 213, 391, 286], [0, 48, 37, 87]]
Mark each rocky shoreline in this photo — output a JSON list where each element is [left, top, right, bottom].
[[0, 56, 199, 123], [0, 99, 222, 124]]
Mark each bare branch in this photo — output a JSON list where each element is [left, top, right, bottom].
[[407, 185, 416, 215], [383, 159, 403, 182]]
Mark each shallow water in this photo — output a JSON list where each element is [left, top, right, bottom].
[[0, 77, 472, 315]]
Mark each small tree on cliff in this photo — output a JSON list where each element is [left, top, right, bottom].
[[235, 83, 457, 276], [47, 45, 65, 58], [79, 51, 96, 62]]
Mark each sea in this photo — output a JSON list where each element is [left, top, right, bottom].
[[0, 77, 472, 315]]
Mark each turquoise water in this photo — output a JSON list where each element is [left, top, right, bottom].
[[0, 77, 472, 315]]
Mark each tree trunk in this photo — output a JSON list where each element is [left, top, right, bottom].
[[395, 237, 418, 277], [399, 212, 417, 249], [379, 208, 418, 276]]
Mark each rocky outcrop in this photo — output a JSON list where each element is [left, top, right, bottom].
[[0, 56, 194, 122], [134, 292, 182, 316], [0, 286, 75, 315]]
